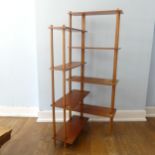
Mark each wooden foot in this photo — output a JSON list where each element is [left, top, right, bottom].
[[69, 110, 72, 120], [64, 142, 67, 147], [54, 139, 56, 146], [52, 136, 56, 146], [110, 117, 114, 134]]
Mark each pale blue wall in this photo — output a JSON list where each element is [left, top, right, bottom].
[[1, 0, 154, 111], [147, 25, 155, 106], [36, 0, 155, 111], [0, 0, 38, 107]]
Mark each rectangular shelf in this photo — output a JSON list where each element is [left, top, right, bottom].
[[54, 101, 115, 117], [68, 76, 118, 86], [70, 10, 123, 16], [73, 104, 116, 117], [54, 115, 89, 144], [49, 26, 87, 33], [54, 89, 89, 109], [53, 62, 85, 71], [70, 46, 121, 51]]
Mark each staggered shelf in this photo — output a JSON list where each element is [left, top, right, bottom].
[[53, 62, 85, 71], [54, 89, 89, 109], [73, 104, 116, 117], [70, 10, 123, 16], [54, 102, 116, 118], [68, 76, 118, 86], [54, 116, 88, 144], [49, 26, 87, 33], [70, 46, 121, 51], [49, 9, 122, 146]]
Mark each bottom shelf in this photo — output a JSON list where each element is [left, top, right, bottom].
[[54, 115, 88, 144]]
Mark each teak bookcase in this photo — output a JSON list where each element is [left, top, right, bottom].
[[49, 9, 123, 146]]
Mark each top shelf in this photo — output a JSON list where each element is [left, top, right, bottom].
[[70, 46, 121, 51], [49, 26, 87, 33], [70, 9, 123, 16]]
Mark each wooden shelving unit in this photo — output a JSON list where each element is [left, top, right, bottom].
[[49, 9, 123, 146]]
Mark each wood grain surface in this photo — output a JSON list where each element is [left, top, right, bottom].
[[1, 117, 155, 155]]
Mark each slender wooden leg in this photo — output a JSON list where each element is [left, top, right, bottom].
[[52, 107, 56, 146], [110, 11, 121, 133], [68, 12, 72, 120], [50, 26, 56, 145], [80, 14, 86, 117], [110, 85, 116, 133], [62, 25, 67, 147]]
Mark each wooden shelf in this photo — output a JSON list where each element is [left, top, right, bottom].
[[54, 101, 115, 117], [70, 10, 123, 16], [68, 76, 118, 86], [54, 115, 89, 144], [49, 26, 87, 33], [54, 89, 89, 109], [53, 62, 85, 71], [54, 90, 116, 117], [73, 104, 116, 117], [70, 46, 121, 51]]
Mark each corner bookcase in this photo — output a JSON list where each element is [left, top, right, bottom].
[[49, 9, 123, 146]]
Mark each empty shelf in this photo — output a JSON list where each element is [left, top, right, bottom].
[[54, 115, 89, 144], [53, 62, 85, 71], [70, 10, 123, 16], [73, 104, 116, 117], [49, 26, 87, 33], [54, 102, 115, 117], [54, 89, 89, 109], [70, 46, 121, 51], [68, 76, 118, 86]]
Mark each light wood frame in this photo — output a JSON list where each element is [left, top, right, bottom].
[[49, 9, 123, 146]]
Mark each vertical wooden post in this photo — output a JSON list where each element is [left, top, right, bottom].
[[62, 25, 67, 147], [50, 25, 56, 145], [68, 12, 72, 119], [80, 14, 86, 117], [110, 10, 121, 132]]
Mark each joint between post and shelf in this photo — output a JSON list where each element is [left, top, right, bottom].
[[49, 25, 53, 29], [69, 11, 72, 15]]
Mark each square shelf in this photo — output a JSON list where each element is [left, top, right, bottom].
[[54, 89, 89, 109], [54, 115, 89, 144]]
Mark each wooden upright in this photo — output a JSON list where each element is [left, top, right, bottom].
[[49, 9, 123, 146]]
